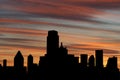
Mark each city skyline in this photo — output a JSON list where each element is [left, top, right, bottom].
[[0, 0, 120, 68], [0, 30, 119, 80], [0, 30, 119, 68], [0, 29, 119, 68]]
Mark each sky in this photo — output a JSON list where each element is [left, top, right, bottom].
[[0, 0, 120, 68]]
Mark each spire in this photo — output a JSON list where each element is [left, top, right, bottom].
[[14, 50, 24, 68], [15, 50, 23, 59]]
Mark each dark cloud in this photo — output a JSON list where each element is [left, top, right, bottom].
[[10, 0, 120, 11], [0, 9, 40, 19], [51, 22, 120, 34], [2, 0, 120, 25], [75, 2, 120, 9], [0, 0, 97, 21], [0, 27, 47, 36], [0, 37, 42, 43]]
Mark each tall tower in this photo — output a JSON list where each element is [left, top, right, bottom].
[[95, 50, 103, 68], [88, 55, 95, 67], [106, 56, 118, 69], [47, 30, 59, 55], [28, 54, 33, 67], [27, 54, 33, 72], [3, 59, 7, 68], [14, 51, 24, 68], [80, 54, 88, 67]]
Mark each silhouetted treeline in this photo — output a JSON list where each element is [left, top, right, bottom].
[[0, 30, 119, 80]]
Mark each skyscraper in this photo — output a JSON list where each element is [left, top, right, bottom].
[[47, 30, 59, 56], [106, 56, 118, 69], [27, 54, 33, 72], [3, 59, 7, 68], [80, 54, 88, 67], [14, 51, 24, 68], [95, 50, 103, 68], [88, 55, 95, 67]]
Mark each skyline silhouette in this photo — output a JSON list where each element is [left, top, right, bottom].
[[0, 30, 120, 80], [1, 0, 120, 69]]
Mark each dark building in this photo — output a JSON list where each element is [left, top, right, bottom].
[[95, 50, 103, 68], [0, 64, 2, 68], [105, 56, 119, 80], [3, 59, 7, 68], [106, 56, 118, 69], [47, 30, 59, 56], [14, 51, 24, 68], [80, 54, 88, 67], [13, 51, 27, 80], [27, 54, 33, 72], [59, 42, 68, 56], [88, 55, 95, 68]]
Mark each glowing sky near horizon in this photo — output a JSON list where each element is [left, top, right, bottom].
[[0, 0, 120, 68]]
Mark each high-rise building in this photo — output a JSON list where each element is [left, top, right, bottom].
[[47, 30, 59, 55], [28, 54, 33, 66], [3, 59, 7, 68], [88, 55, 95, 67], [14, 51, 24, 68], [106, 56, 117, 69], [27, 54, 33, 72], [80, 54, 88, 67], [95, 50, 103, 68]]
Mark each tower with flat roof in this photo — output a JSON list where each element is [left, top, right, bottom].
[[95, 50, 103, 68], [88, 55, 95, 67], [80, 54, 88, 67], [3, 59, 7, 68], [27, 54, 33, 73], [47, 30, 59, 56]]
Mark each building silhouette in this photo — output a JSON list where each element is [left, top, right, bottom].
[[106, 56, 118, 69], [3, 59, 7, 68], [27, 54, 33, 73], [14, 51, 24, 68], [80, 54, 88, 67], [88, 55, 95, 68], [95, 50, 103, 68], [0, 30, 119, 80], [47, 30, 59, 56], [14, 51, 26, 80]]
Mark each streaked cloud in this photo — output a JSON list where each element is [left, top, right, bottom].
[[0, 27, 47, 36], [0, 0, 120, 67], [67, 43, 119, 54], [0, 37, 41, 43]]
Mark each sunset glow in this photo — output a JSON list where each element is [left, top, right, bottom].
[[0, 0, 120, 68]]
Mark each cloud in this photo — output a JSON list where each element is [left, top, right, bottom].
[[1, 0, 120, 21], [0, 0, 120, 67], [103, 49, 119, 54], [0, 37, 42, 43], [0, 43, 45, 50], [67, 43, 119, 54], [0, 27, 47, 36], [4, 17, 120, 35], [0, 0, 101, 21]]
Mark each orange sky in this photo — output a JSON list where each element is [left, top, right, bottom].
[[0, 0, 120, 68]]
